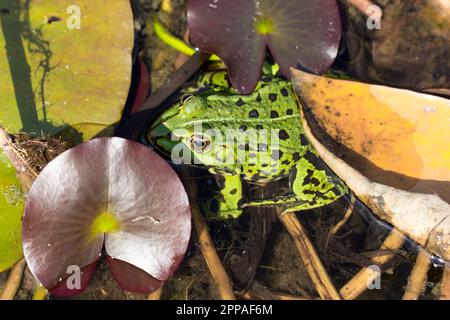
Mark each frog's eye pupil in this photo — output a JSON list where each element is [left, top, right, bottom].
[[189, 135, 211, 152]]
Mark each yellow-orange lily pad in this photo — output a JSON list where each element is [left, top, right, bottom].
[[291, 69, 450, 203], [0, 0, 133, 140]]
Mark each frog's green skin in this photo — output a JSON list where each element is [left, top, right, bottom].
[[148, 70, 347, 218]]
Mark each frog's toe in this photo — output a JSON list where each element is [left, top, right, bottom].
[[217, 209, 244, 219]]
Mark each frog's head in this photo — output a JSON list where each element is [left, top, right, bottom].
[[148, 96, 241, 174]]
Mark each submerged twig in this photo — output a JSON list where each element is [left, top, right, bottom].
[[345, 0, 380, 17], [0, 259, 26, 300], [147, 287, 163, 300], [340, 230, 405, 299], [440, 266, 450, 300], [278, 210, 341, 300], [181, 168, 236, 300], [331, 193, 356, 235], [402, 249, 431, 300]]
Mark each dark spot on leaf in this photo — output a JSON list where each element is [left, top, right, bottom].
[[47, 16, 61, 24]]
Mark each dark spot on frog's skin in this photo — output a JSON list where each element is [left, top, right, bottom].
[[256, 93, 262, 103], [302, 169, 315, 186], [270, 111, 279, 118], [280, 88, 289, 97], [239, 125, 247, 132], [257, 143, 268, 152], [279, 169, 286, 176], [249, 110, 259, 118], [236, 98, 245, 107], [282, 159, 290, 165], [300, 134, 309, 145], [304, 150, 319, 164], [269, 93, 277, 102], [271, 150, 283, 160], [249, 153, 256, 159], [262, 163, 269, 167], [286, 109, 293, 115], [335, 112, 341, 117], [230, 188, 238, 195], [325, 105, 331, 111], [293, 152, 301, 162], [279, 130, 289, 140], [210, 199, 219, 213], [311, 178, 321, 187], [256, 125, 264, 130]]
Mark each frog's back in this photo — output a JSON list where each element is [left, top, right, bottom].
[[201, 79, 313, 182]]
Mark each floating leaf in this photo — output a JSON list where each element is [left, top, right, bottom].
[[188, 0, 341, 93], [0, 0, 134, 140], [22, 138, 191, 296], [0, 145, 24, 272], [292, 68, 450, 261]]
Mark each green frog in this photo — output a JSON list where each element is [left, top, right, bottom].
[[147, 69, 347, 218]]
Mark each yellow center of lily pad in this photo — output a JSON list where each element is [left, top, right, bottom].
[[91, 211, 120, 237], [255, 16, 274, 35]]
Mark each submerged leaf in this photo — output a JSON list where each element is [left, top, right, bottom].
[[22, 138, 191, 295], [292, 68, 450, 261], [0, 0, 133, 140], [0, 146, 24, 272], [188, 0, 341, 93], [291, 69, 450, 202]]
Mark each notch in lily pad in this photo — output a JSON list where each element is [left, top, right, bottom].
[[188, 0, 342, 94], [22, 138, 191, 296]]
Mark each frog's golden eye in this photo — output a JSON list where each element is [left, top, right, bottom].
[[188, 135, 211, 152]]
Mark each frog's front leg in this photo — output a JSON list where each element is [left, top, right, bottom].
[[204, 174, 243, 219], [243, 158, 347, 213]]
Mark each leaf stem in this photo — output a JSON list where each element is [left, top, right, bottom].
[[153, 19, 220, 61]]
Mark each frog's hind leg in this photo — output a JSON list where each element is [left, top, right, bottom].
[[242, 158, 347, 213], [202, 175, 244, 219], [284, 158, 347, 213]]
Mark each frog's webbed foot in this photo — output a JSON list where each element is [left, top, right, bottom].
[[200, 175, 244, 219]]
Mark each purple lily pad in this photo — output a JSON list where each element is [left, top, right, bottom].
[[188, 0, 342, 94], [22, 138, 191, 296]]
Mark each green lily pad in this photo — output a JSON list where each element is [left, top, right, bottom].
[[0, 0, 134, 140], [0, 147, 24, 272]]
